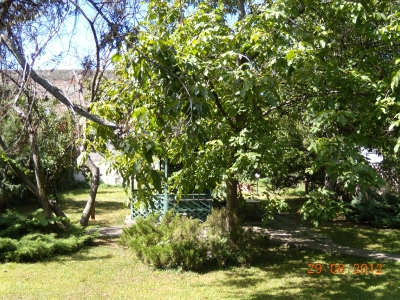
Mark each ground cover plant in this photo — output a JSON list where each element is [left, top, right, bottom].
[[0, 209, 95, 262], [0, 184, 129, 263]]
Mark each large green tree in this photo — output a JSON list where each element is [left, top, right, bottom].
[[88, 0, 400, 224]]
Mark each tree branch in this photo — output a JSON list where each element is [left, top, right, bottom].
[[206, 76, 240, 132], [262, 98, 296, 116], [0, 33, 119, 130]]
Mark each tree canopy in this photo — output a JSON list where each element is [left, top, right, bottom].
[[1, 0, 399, 225], [86, 0, 400, 223]]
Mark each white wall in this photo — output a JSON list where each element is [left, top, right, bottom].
[[73, 153, 122, 185]]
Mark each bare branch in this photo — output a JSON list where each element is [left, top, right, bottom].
[[0, 33, 119, 130]]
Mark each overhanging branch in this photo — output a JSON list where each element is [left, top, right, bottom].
[[0, 33, 119, 130]]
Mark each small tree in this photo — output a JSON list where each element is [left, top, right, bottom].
[[0, 0, 140, 224]]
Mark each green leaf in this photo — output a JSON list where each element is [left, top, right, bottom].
[[133, 162, 140, 174], [391, 70, 400, 91], [286, 50, 298, 65], [111, 53, 122, 63], [144, 150, 153, 163], [151, 170, 162, 193]]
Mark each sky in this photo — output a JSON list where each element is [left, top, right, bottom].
[[33, 12, 106, 70], [29, 1, 240, 71], [30, 1, 144, 70]]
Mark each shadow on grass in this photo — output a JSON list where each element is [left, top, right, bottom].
[[62, 199, 125, 213], [313, 221, 400, 255], [213, 247, 400, 299]]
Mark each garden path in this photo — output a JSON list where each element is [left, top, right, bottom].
[[258, 213, 400, 262], [93, 214, 400, 262]]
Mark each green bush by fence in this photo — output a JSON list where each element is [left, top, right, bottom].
[[120, 208, 269, 271]]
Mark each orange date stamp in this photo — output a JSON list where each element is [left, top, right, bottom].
[[308, 263, 383, 275]]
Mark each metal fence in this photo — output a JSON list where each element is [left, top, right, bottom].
[[130, 193, 213, 221]]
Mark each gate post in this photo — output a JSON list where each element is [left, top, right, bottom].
[[130, 176, 134, 219], [163, 158, 168, 214]]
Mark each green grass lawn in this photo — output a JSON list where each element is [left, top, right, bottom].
[[8, 184, 130, 228], [1, 186, 400, 299], [58, 185, 130, 227], [311, 220, 400, 255], [1, 241, 399, 300]]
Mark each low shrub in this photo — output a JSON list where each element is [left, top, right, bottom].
[[0, 208, 68, 239], [120, 211, 207, 270], [0, 209, 96, 262], [345, 190, 400, 228], [120, 208, 269, 271]]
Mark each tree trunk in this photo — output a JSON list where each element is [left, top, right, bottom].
[[324, 173, 334, 191], [1, 135, 39, 195], [28, 128, 52, 217], [226, 178, 238, 214], [304, 176, 309, 195], [80, 156, 100, 226], [225, 178, 239, 233], [238, 0, 246, 21]]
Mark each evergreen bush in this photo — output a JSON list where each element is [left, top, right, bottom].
[[0, 209, 96, 262], [1, 232, 94, 262], [204, 208, 269, 266], [120, 208, 269, 271], [345, 190, 400, 228], [0, 209, 67, 238]]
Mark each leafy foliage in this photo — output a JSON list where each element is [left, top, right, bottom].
[[0, 99, 79, 201], [120, 208, 269, 270], [88, 0, 400, 221], [345, 190, 400, 229], [300, 188, 346, 227]]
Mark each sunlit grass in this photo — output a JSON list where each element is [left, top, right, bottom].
[[5, 184, 130, 228], [2, 187, 400, 299], [59, 185, 130, 227], [0, 243, 399, 299]]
